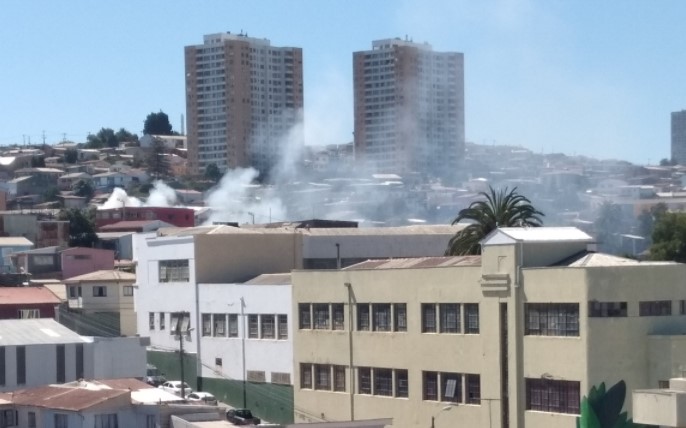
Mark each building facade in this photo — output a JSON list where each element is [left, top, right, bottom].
[[672, 110, 686, 165], [185, 32, 304, 178], [353, 38, 465, 179], [292, 227, 686, 428]]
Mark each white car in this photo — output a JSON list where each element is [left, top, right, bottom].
[[159, 381, 192, 397], [186, 391, 218, 406]]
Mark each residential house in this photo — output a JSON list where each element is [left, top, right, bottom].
[[91, 171, 135, 190], [0, 237, 34, 273], [96, 231, 134, 261], [95, 206, 196, 228], [0, 155, 34, 180], [60, 195, 87, 209], [175, 189, 203, 206], [0, 211, 69, 249], [0, 286, 62, 319], [0, 318, 147, 392], [64, 270, 137, 336], [57, 172, 92, 191], [10, 246, 62, 278], [60, 247, 115, 280], [98, 220, 174, 233], [291, 227, 686, 428]]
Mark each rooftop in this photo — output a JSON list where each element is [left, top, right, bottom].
[[0, 318, 87, 346], [5, 385, 128, 412], [482, 227, 593, 245], [345, 256, 481, 270], [557, 251, 677, 267], [64, 269, 136, 283], [0, 236, 34, 247], [243, 273, 292, 286], [0, 286, 62, 305]]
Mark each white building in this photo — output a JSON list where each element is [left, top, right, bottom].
[[0, 318, 148, 392]]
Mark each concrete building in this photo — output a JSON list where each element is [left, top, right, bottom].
[[353, 38, 464, 178], [184, 32, 304, 178], [673, 110, 686, 165], [0, 237, 34, 273], [0, 286, 62, 319], [633, 377, 686, 427], [60, 247, 115, 280], [291, 227, 686, 428], [0, 318, 147, 392]]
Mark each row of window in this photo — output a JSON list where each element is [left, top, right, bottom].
[[201, 313, 288, 340], [298, 303, 480, 334], [588, 300, 685, 317], [68, 285, 134, 298], [299, 364, 481, 404]]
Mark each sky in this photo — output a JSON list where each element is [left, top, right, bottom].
[[1, 1, 686, 165]]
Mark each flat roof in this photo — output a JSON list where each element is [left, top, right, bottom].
[[243, 273, 292, 285], [0, 319, 87, 346], [484, 227, 593, 244], [345, 256, 481, 270], [158, 224, 465, 237], [8, 385, 128, 411], [0, 236, 34, 247]]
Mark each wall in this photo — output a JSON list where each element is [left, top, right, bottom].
[[61, 247, 115, 279], [89, 336, 147, 379], [0, 302, 57, 319]]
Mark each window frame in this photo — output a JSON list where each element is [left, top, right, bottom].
[[422, 304, 437, 333]]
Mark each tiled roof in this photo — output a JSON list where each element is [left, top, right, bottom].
[[0, 286, 62, 305], [344, 256, 481, 270], [64, 270, 136, 283]]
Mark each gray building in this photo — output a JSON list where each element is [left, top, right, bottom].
[[671, 110, 686, 165]]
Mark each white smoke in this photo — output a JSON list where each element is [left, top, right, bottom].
[[98, 180, 178, 209], [204, 167, 287, 225]]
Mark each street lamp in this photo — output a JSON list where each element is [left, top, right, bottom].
[[430, 405, 456, 428]]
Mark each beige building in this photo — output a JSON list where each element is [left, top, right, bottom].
[[185, 32, 304, 178], [292, 227, 686, 428]]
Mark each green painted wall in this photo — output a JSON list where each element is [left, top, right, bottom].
[[147, 351, 293, 424]]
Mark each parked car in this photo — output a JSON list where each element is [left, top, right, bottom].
[[186, 391, 218, 406], [144, 364, 166, 387], [226, 408, 261, 425], [159, 380, 192, 397]]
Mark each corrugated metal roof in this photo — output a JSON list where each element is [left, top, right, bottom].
[[494, 227, 593, 242], [0, 319, 88, 346], [158, 224, 465, 237], [559, 252, 678, 267], [345, 256, 481, 270], [0, 286, 62, 305], [243, 273, 292, 286], [0, 236, 34, 247], [9, 385, 128, 411], [64, 269, 136, 283]]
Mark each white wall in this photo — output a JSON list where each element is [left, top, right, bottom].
[[90, 337, 147, 379]]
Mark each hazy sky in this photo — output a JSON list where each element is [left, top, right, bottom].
[[2, 1, 685, 164]]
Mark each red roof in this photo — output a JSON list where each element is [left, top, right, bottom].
[[8, 385, 128, 411], [0, 286, 62, 305]]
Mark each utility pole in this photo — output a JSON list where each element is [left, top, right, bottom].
[[175, 311, 191, 399]]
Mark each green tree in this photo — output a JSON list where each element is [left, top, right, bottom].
[[64, 149, 78, 164], [143, 111, 173, 135], [650, 212, 686, 262], [115, 128, 139, 143], [85, 128, 119, 148], [577, 380, 646, 428], [204, 163, 222, 183], [30, 157, 46, 168], [42, 186, 60, 203], [445, 186, 544, 255], [637, 203, 667, 239], [73, 179, 94, 201], [146, 138, 169, 179], [58, 208, 99, 247]]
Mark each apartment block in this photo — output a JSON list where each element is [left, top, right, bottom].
[[185, 32, 304, 178], [353, 38, 465, 178], [672, 110, 686, 165], [292, 227, 686, 428]]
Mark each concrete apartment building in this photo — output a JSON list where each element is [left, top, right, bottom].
[[673, 110, 686, 165], [292, 227, 686, 428], [353, 38, 464, 178], [185, 32, 304, 177], [133, 224, 462, 423]]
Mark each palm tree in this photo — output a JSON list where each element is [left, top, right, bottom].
[[445, 186, 544, 255]]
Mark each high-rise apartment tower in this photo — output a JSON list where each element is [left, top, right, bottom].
[[185, 32, 303, 178], [671, 110, 686, 165], [353, 38, 465, 178]]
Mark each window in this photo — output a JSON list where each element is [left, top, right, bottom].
[[277, 314, 288, 339], [215, 358, 223, 367], [149, 312, 156, 330], [439, 304, 460, 333], [315, 364, 331, 390], [16, 346, 25, 385], [589, 301, 627, 317], [68, 286, 80, 298], [228, 314, 239, 337], [94, 413, 118, 428], [146, 415, 155, 428], [170, 312, 191, 334], [466, 374, 481, 404], [299, 304, 312, 329], [373, 304, 392, 332], [158, 313, 165, 330], [272, 372, 291, 385], [357, 304, 370, 331], [359, 367, 372, 394], [526, 378, 580, 414], [123, 286, 134, 296], [332, 304, 345, 330], [248, 314, 259, 338], [441, 372, 461, 403], [681, 300, 686, 315], [202, 314, 212, 336], [639, 300, 672, 316], [422, 304, 437, 333], [158, 259, 190, 282], [300, 363, 313, 388], [214, 314, 226, 337], [93, 286, 107, 297], [54, 414, 68, 428], [313, 304, 330, 329], [18, 309, 40, 319], [56, 344, 65, 383], [396, 369, 408, 398], [0, 347, 5, 386], [28, 412, 36, 428], [394, 304, 407, 332], [423, 371, 438, 400], [525, 303, 579, 337], [464, 304, 480, 334], [334, 366, 346, 392], [373, 368, 393, 396], [247, 370, 266, 383], [261, 315, 275, 339], [1, 410, 16, 427], [76, 343, 84, 379]]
